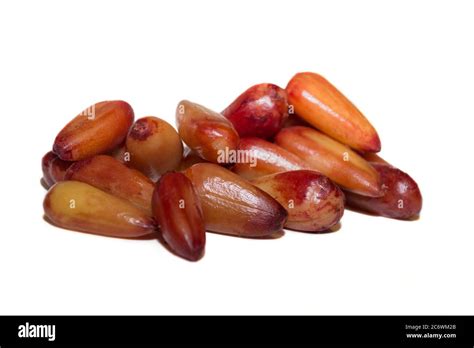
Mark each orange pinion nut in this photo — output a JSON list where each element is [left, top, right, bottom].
[[275, 126, 382, 197], [286, 72, 381, 152], [65, 155, 155, 215], [53, 100, 134, 161], [232, 137, 308, 180], [176, 100, 239, 164]]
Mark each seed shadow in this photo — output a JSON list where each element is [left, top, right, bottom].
[[152, 231, 205, 262], [207, 229, 285, 240], [404, 215, 421, 222], [345, 206, 421, 221], [42, 215, 158, 241], [43, 215, 204, 261], [284, 222, 342, 234], [345, 205, 380, 217]]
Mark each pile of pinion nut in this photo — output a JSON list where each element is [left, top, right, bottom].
[[42, 72, 422, 261]]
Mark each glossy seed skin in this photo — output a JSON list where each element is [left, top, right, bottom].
[[126, 116, 183, 181], [53, 100, 134, 161], [222, 83, 289, 139], [232, 137, 308, 180], [152, 172, 206, 261], [344, 163, 422, 220], [183, 163, 287, 237], [286, 72, 381, 152], [65, 155, 154, 215], [252, 170, 345, 232], [43, 181, 155, 238], [275, 126, 382, 197], [176, 100, 239, 164], [42, 151, 73, 189]]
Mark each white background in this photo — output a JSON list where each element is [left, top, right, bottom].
[[0, 0, 473, 315]]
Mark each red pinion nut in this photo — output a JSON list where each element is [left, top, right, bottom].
[[152, 172, 206, 261], [252, 170, 345, 232], [275, 126, 382, 197], [222, 83, 289, 139], [344, 163, 422, 220]]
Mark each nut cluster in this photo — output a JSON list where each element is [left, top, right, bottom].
[[42, 72, 423, 261]]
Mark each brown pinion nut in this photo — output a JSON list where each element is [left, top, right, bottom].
[[42, 151, 73, 189], [222, 83, 289, 139], [275, 126, 382, 197], [43, 181, 155, 238], [126, 116, 183, 181], [176, 100, 239, 164], [344, 163, 422, 220], [286, 72, 381, 152], [183, 163, 287, 237], [152, 172, 206, 261], [232, 137, 308, 180], [65, 155, 154, 215], [252, 170, 345, 232], [53, 100, 134, 161]]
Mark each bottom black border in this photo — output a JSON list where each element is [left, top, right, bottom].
[[0, 316, 473, 346]]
